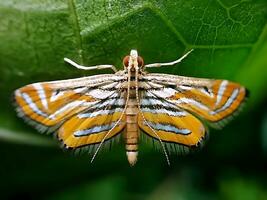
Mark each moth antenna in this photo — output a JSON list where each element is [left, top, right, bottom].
[[90, 67, 131, 164], [135, 68, 171, 166], [144, 49, 194, 68]]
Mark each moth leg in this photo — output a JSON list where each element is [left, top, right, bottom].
[[144, 49, 194, 68], [64, 58, 118, 72]]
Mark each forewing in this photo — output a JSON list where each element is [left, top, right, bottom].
[[142, 73, 248, 128], [14, 74, 126, 150], [138, 90, 206, 154]]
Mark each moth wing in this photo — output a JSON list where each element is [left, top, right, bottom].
[[57, 91, 126, 150], [14, 74, 126, 150], [138, 89, 206, 154], [142, 73, 248, 128]]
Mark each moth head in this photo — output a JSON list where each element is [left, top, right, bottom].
[[123, 49, 144, 71]]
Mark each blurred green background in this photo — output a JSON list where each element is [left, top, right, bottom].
[[1, 0, 267, 199]]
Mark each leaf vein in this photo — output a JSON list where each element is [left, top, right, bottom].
[[68, 0, 84, 64]]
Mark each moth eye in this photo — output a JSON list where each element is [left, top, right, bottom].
[[123, 56, 130, 67], [137, 56, 144, 67]]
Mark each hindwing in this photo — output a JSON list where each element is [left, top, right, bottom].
[[138, 90, 206, 153]]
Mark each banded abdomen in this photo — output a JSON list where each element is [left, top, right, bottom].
[[124, 89, 139, 166]]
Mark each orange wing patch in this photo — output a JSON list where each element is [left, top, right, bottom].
[[168, 80, 247, 124], [15, 83, 97, 127], [145, 78, 248, 128], [138, 112, 205, 147], [59, 112, 126, 148], [14, 79, 126, 150], [138, 94, 206, 148]]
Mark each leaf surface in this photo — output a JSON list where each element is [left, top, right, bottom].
[[0, 0, 266, 143]]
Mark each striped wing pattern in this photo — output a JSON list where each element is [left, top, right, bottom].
[[14, 72, 248, 156], [58, 92, 126, 148], [14, 74, 126, 149], [143, 74, 247, 128], [138, 90, 206, 151], [139, 73, 248, 149]]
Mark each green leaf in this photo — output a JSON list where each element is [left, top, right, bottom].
[[48, 176, 126, 200], [219, 174, 267, 200], [0, 0, 267, 144]]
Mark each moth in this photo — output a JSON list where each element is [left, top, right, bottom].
[[14, 49, 248, 166]]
